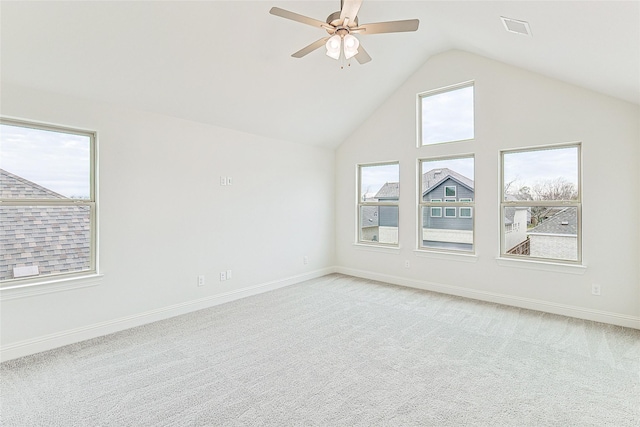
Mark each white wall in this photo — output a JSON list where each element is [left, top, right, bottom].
[[0, 83, 336, 359], [336, 50, 640, 327]]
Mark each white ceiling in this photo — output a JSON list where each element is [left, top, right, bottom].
[[1, 1, 638, 148]]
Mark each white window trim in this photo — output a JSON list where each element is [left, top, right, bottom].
[[444, 185, 457, 198], [430, 206, 442, 217], [357, 161, 400, 247], [416, 80, 475, 147], [444, 207, 457, 218], [459, 207, 473, 218], [0, 118, 98, 287], [499, 142, 582, 265], [418, 155, 475, 254]]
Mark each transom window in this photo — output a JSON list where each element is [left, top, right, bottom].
[[418, 82, 474, 146], [419, 156, 475, 252], [0, 119, 97, 284], [357, 162, 399, 246], [501, 143, 581, 263]]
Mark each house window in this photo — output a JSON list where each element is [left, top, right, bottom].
[[357, 162, 399, 246], [419, 155, 474, 252], [444, 186, 457, 198], [0, 119, 97, 284], [459, 207, 473, 218], [501, 143, 581, 263], [418, 82, 474, 146]]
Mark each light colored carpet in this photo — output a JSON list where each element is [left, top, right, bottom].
[[1, 273, 639, 426]]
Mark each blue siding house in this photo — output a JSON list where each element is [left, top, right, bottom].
[[422, 168, 474, 231]]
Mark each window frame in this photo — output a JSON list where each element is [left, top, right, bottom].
[[459, 207, 473, 218], [418, 154, 475, 254], [417, 81, 475, 147], [444, 207, 457, 218], [0, 118, 98, 286], [499, 142, 582, 264], [357, 161, 400, 247], [444, 186, 457, 198]]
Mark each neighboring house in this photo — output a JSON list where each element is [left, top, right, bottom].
[[422, 168, 474, 249], [0, 168, 90, 281], [503, 194, 530, 254], [360, 205, 380, 241], [360, 182, 399, 243], [527, 207, 578, 260]]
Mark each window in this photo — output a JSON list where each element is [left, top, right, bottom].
[[358, 162, 399, 246], [459, 207, 473, 218], [501, 144, 581, 263], [459, 198, 473, 218], [444, 186, 457, 198], [419, 156, 474, 252], [418, 82, 474, 146], [0, 119, 96, 284]]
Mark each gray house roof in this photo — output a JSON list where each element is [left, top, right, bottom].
[[0, 169, 90, 281], [423, 168, 474, 196], [1, 168, 66, 199], [374, 182, 399, 200], [528, 208, 577, 235], [372, 169, 475, 202]]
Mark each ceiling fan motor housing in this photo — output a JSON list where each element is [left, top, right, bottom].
[[326, 11, 358, 31]]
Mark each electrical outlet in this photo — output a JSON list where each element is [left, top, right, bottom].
[[227, 177, 232, 185], [220, 271, 227, 281], [226, 269, 232, 280], [591, 284, 601, 296], [404, 260, 410, 268], [197, 275, 205, 287], [303, 256, 308, 265], [220, 176, 227, 186]]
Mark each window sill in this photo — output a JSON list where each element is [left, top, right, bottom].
[[352, 243, 401, 254], [495, 257, 586, 275], [0, 273, 103, 300], [413, 249, 478, 263]]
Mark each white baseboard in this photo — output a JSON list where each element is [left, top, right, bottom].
[[0, 267, 336, 362], [336, 266, 640, 330]]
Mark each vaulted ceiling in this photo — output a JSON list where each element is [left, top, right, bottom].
[[1, 1, 638, 148]]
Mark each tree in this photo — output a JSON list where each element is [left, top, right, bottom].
[[507, 178, 577, 226], [531, 178, 578, 201]]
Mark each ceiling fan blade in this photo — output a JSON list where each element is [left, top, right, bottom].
[[339, 0, 364, 25], [354, 19, 420, 35], [292, 37, 330, 58], [354, 44, 372, 64], [269, 7, 333, 30]]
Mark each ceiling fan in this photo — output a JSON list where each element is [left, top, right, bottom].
[[269, 0, 419, 64]]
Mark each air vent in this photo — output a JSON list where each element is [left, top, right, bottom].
[[500, 16, 532, 36]]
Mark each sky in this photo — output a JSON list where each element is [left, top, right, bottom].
[[0, 124, 91, 198], [421, 157, 474, 182], [421, 85, 474, 145], [503, 146, 578, 189], [361, 163, 398, 197]]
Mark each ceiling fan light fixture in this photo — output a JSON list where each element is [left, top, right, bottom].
[[325, 34, 342, 59], [343, 34, 359, 59]]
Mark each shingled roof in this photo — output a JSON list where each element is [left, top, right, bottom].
[[528, 208, 577, 235], [0, 169, 90, 281], [374, 182, 399, 200], [422, 168, 474, 195]]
